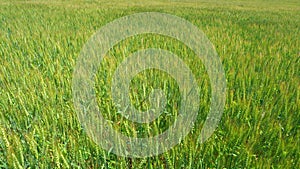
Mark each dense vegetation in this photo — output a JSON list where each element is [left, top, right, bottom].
[[0, 0, 299, 168]]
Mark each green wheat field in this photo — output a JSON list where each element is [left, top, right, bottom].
[[0, 0, 299, 168]]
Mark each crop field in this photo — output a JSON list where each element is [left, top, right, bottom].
[[0, 0, 299, 168]]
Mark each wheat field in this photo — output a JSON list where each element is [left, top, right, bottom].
[[0, 0, 299, 168]]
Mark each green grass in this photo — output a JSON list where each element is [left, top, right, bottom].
[[0, 0, 299, 168]]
